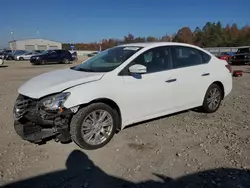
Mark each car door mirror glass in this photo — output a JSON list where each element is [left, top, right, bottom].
[[129, 64, 147, 74]]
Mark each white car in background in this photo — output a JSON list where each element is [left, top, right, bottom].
[[13, 42, 232, 150], [15, 51, 40, 61], [0, 58, 4, 65]]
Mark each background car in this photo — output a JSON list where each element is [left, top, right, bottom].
[[15, 51, 40, 61], [216, 52, 232, 62], [71, 51, 78, 61], [30, 49, 73, 65], [231, 47, 250, 65], [0, 52, 5, 59], [5, 50, 27, 60]]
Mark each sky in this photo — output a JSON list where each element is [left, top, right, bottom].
[[1, 0, 250, 48]]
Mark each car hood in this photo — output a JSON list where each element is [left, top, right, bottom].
[[18, 68, 105, 99]]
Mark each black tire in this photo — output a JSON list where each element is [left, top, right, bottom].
[[19, 57, 24, 61], [63, 58, 70, 64], [70, 103, 119, 150], [40, 60, 47, 65], [201, 83, 223, 113]]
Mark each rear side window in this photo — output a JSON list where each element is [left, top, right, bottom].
[[172, 46, 210, 68], [200, 51, 211, 63]]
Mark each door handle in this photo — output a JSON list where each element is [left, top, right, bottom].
[[201, 73, 210, 76], [165, 78, 177, 83]]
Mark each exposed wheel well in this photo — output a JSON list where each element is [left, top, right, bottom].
[[80, 98, 122, 131], [212, 81, 225, 99]]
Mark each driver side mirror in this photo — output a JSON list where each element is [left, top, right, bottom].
[[129, 64, 147, 74]]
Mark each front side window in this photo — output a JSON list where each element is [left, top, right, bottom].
[[131, 46, 171, 74], [71, 46, 142, 72], [41, 50, 52, 55], [172, 46, 209, 68]]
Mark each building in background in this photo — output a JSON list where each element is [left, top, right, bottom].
[[9, 38, 62, 51]]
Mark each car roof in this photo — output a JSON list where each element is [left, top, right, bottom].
[[119, 42, 200, 48]]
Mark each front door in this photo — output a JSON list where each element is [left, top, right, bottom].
[[47, 51, 59, 63], [120, 46, 178, 124]]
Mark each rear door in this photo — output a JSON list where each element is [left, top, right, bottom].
[[169, 45, 213, 110], [24, 52, 33, 60]]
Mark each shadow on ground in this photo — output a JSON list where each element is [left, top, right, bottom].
[[2, 150, 250, 188], [0, 65, 8, 68]]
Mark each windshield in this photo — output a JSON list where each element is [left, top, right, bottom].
[[14, 50, 27, 55], [72, 46, 143, 72], [236, 48, 250, 54], [40, 50, 53, 55]]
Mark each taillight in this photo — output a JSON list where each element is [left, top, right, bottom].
[[225, 64, 232, 73]]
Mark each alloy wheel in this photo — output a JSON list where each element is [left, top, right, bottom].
[[207, 88, 221, 111], [81, 110, 113, 146]]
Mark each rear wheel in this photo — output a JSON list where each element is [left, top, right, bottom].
[[19, 57, 24, 61], [201, 84, 223, 113], [70, 103, 119, 150]]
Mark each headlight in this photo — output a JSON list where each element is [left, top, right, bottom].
[[40, 92, 70, 111]]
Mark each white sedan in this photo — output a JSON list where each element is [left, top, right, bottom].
[[16, 52, 40, 61], [13, 42, 232, 150]]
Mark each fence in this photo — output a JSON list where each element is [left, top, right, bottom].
[[74, 46, 249, 56], [203, 47, 240, 54]]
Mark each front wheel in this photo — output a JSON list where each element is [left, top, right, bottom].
[[63, 58, 70, 64], [201, 84, 223, 113], [70, 103, 119, 150], [40, 60, 47, 65]]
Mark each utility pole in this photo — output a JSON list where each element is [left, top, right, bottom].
[[10, 30, 15, 51], [10, 30, 14, 41], [99, 40, 102, 52]]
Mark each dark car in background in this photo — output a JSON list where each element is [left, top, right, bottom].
[[0, 50, 12, 59], [71, 51, 78, 61], [0, 52, 5, 59], [30, 49, 73, 65], [231, 47, 250, 65]]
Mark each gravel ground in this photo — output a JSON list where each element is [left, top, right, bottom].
[[0, 61, 250, 188]]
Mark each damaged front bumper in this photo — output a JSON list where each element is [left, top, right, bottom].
[[13, 94, 75, 144]]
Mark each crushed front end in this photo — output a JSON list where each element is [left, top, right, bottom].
[[13, 93, 76, 144]]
